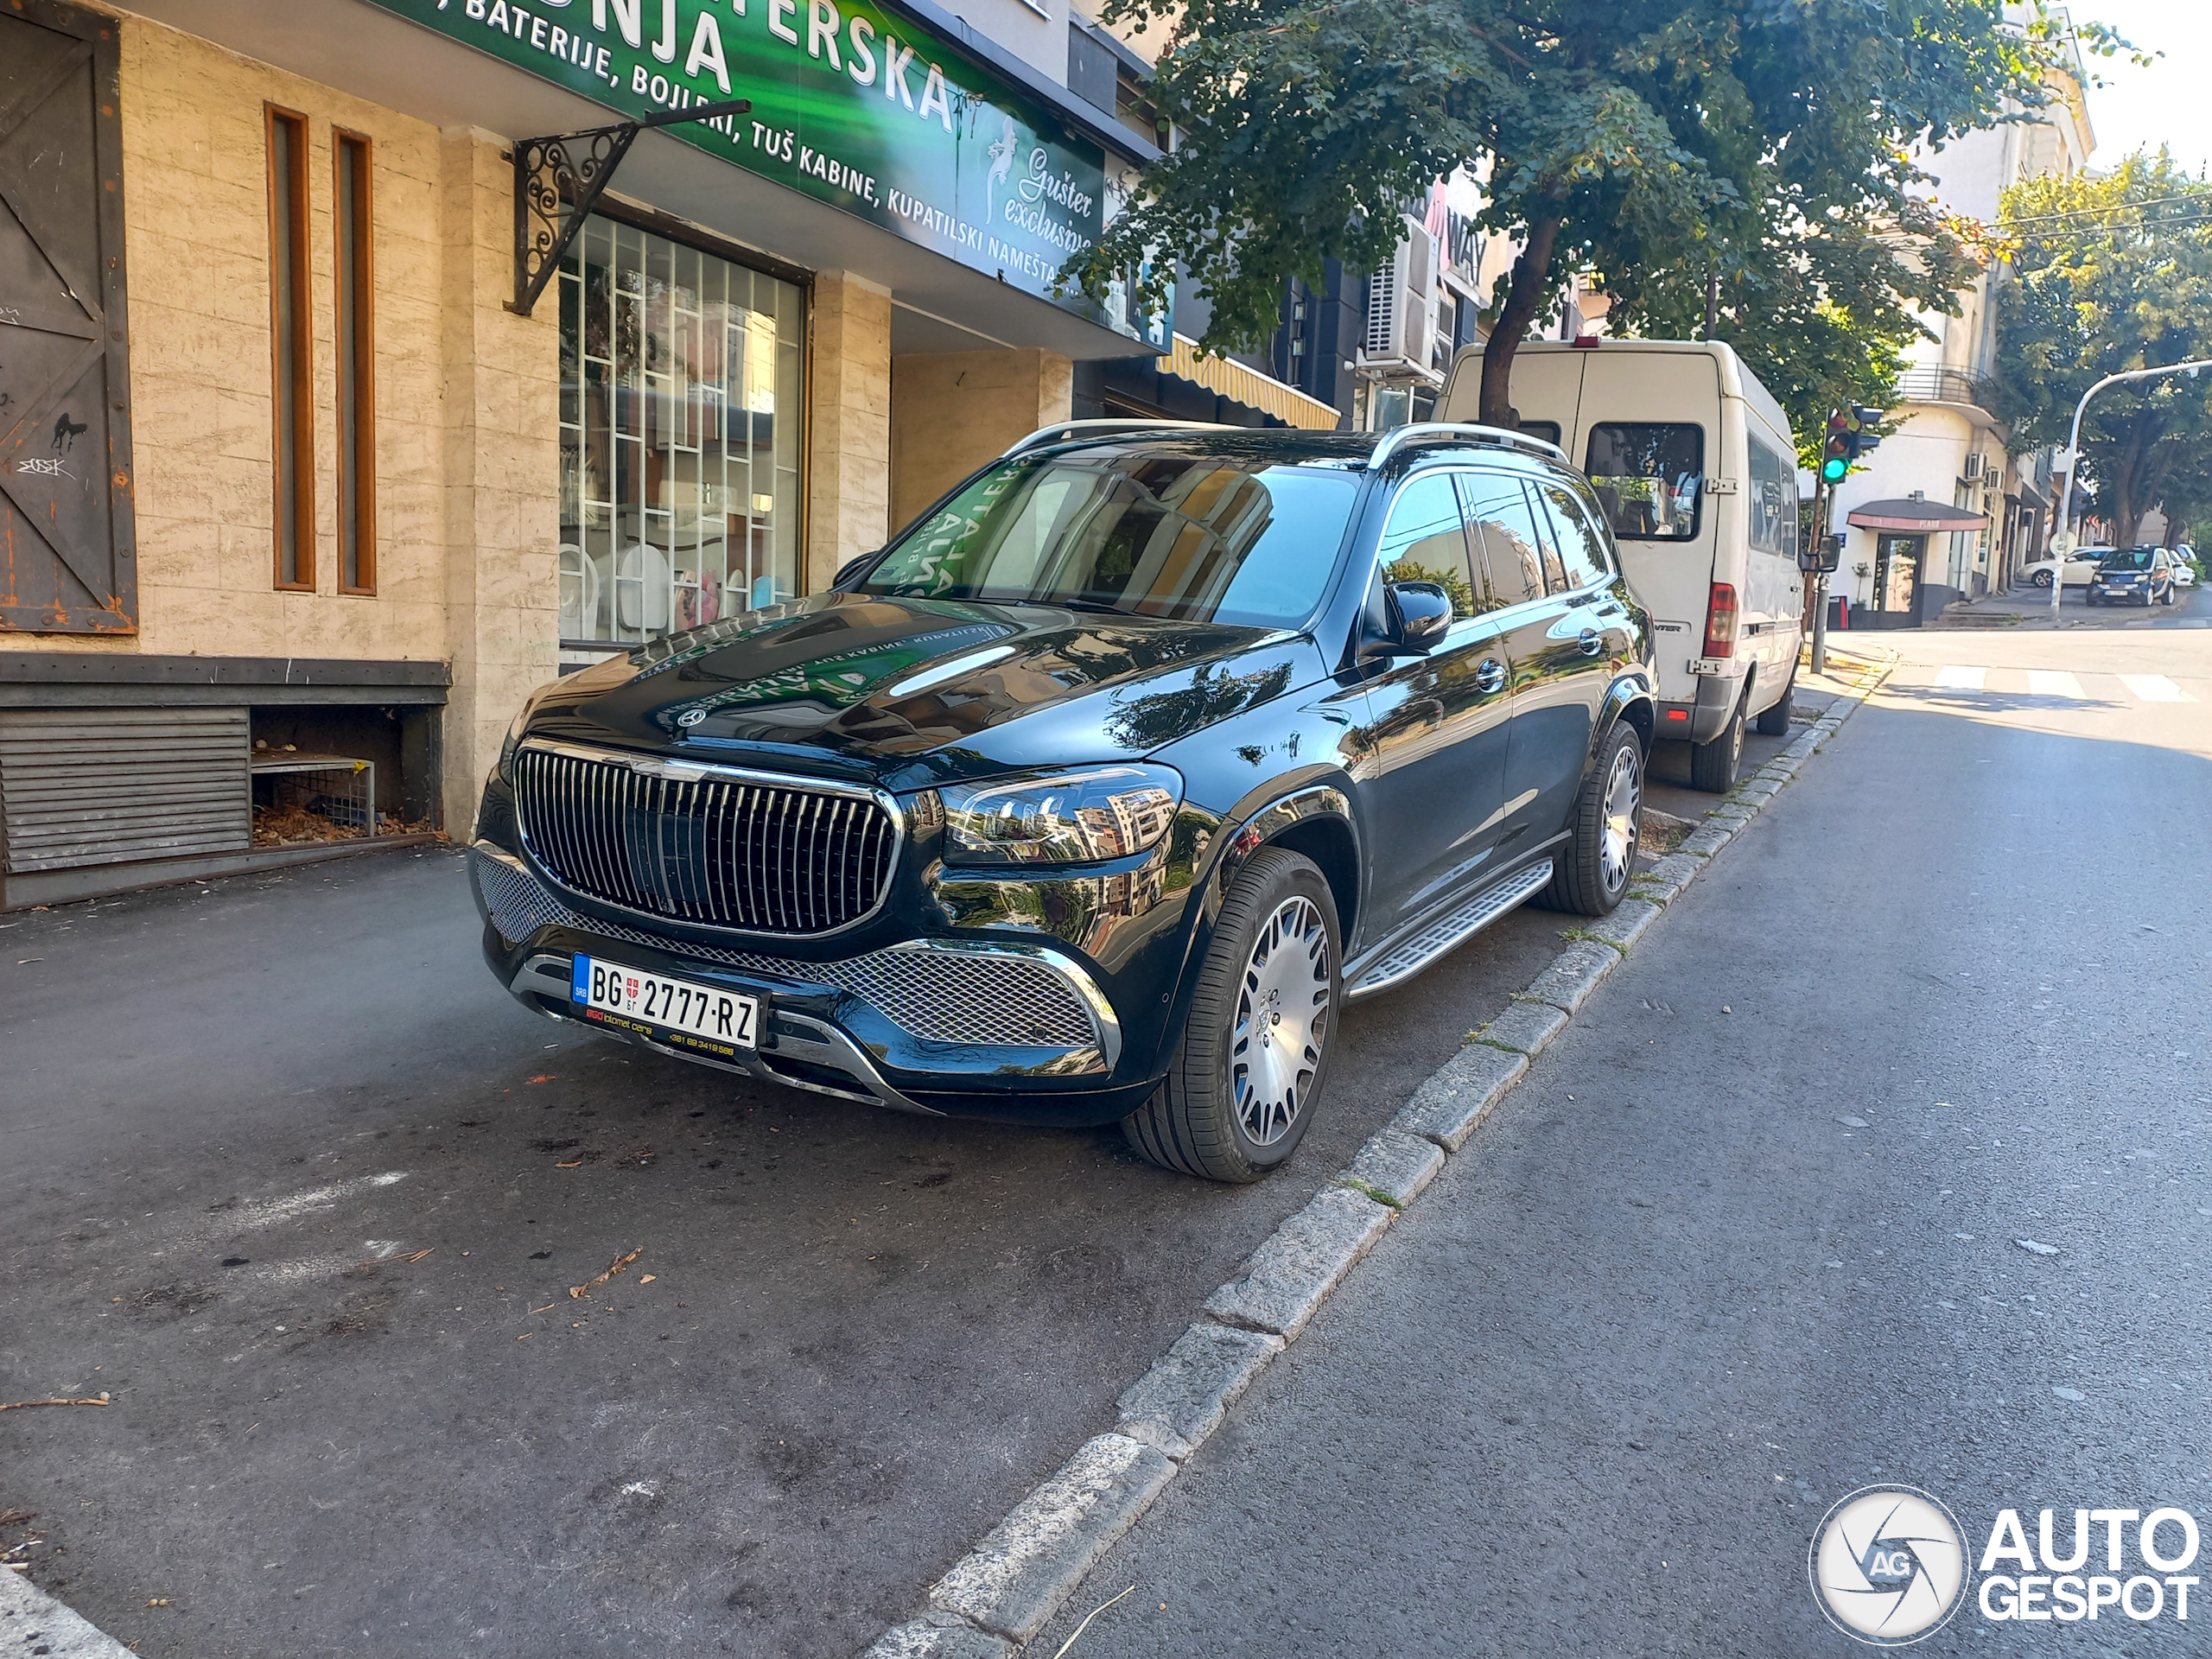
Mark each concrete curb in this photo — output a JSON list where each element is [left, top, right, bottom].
[[0, 1567, 135, 1659], [852, 653, 1893, 1657], [926, 1434, 1177, 1643]]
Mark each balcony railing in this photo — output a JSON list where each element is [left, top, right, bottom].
[[1893, 366, 1989, 409]]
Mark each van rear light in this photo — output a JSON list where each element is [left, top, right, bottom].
[[1703, 583, 1739, 658]]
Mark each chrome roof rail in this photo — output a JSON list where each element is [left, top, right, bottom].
[[1366, 422, 1569, 472], [1001, 418, 1240, 459]]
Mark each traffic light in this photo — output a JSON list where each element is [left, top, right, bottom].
[[1821, 410, 1854, 483], [1819, 407, 1885, 482]]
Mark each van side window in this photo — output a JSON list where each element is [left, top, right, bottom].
[[1517, 420, 1562, 446], [1534, 484, 1612, 588], [1377, 471, 1479, 619], [1457, 473, 1548, 607], [1586, 423, 1703, 541], [1746, 435, 1797, 555]]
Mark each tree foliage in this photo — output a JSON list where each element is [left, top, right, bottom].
[[1069, 0, 2119, 436], [1984, 150, 2212, 547]]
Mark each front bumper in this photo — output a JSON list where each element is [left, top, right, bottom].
[[2089, 580, 2156, 603], [471, 844, 1159, 1127]]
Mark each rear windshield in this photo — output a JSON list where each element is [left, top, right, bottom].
[[861, 450, 1360, 628], [1586, 423, 1704, 542], [2101, 549, 2154, 570]]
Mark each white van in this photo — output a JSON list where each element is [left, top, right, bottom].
[[1438, 340, 1802, 791]]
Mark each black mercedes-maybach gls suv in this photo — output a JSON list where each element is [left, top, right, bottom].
[[472, 421, 1655, 1180]]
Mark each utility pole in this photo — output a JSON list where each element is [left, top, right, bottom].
[[1808, 474, 1832, 677], [2049, 357, 2212, 620]]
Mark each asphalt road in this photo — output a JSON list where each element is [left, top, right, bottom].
[[1028, 625, 2212, 1656], [0, 686, 1828, 1656]]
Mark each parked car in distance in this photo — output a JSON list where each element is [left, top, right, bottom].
[[2019, 546, 2111, 588], [2166, 543, 2197, 588], [1438, 339, 1802, 791], [2086, 545, 2179, 606], [471, 423, 1656, 1182]]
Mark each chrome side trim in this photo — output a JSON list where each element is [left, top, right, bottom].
[[1345, 861, 1555, 1001], [507, 952, 942, 1116], [511, 738, 906, 940]]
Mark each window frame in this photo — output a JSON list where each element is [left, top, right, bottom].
[[1531, 480, 1618, 592], [333, 127, 376, 595], [1584, 421, 1706, 543], [1452, 466, 1554, 614], [1373, 465, 1481, 623], [266, 103, 315, 593]]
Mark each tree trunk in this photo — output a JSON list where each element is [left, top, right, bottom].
[[2113, 407, 2157, 548], [1477, 207, 1565, 429]]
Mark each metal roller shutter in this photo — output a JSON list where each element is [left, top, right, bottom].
[[0, 707, 249, 874]]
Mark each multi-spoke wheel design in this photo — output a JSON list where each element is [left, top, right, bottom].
[[1598, 741, 1642, 899], [1230, 895, 1332, 1147]]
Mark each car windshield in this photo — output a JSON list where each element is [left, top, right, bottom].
[[2101, 549, 2154, 570], [860, 447, 1362, 628]]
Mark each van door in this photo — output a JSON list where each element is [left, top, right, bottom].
[[1743, 428, 1804, 686], [1582, 419, 1711, 694], [1352, 470, 1516, 935]]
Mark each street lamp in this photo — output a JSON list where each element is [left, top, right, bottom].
[[2049, 358, 2212, 618]]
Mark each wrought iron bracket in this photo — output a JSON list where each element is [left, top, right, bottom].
[[507, 99, 753, 317]]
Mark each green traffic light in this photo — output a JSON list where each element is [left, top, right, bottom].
[[1821, 456, 1849, 482]]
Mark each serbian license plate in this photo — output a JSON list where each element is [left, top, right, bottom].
[[571, 956, 757, 1058]]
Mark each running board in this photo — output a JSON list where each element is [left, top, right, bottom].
[[1345, 861, 1554, 1001]]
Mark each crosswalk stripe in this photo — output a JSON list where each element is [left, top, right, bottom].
[[2025, 670, 2084, 698], [2119, 673, 2193, 702], [1933, 665, 1986, 690]]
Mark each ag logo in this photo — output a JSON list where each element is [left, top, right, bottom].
[[676, 707, 708, 728], [1809, 1485, 1968, 1646]]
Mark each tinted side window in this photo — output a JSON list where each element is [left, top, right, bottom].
[[1377, 471, 1478, 619], [1586, 423, 1704, 541], [1458, 473, 1548, 608], [1746, 435, 1796, 555], [1522, 482, 1571, 593], [1535, 483, 1611, 589]]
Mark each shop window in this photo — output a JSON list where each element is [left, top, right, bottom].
[[559, 217, 805, 647], [266, 105, 315, 591], [334, 130, 376, 594]]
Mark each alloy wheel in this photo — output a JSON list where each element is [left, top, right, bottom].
[[1230, 895, 1332, 1146], [1599, 742, 1643, 895]]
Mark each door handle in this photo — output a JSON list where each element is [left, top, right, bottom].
[[1578, 628, 1603, 657], [1474, 658, 1507, 695]]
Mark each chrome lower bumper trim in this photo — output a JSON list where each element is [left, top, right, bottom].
[[508, 953, 944, 1116]]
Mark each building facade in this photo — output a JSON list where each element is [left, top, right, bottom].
[[0, 0, 1327, 906], [1826, 35, 2094, 627]]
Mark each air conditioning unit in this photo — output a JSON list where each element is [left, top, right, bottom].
[[1364, 213, 1439, 369], [1962, 453, 1983, 481]]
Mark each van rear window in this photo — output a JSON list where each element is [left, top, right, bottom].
[[1586, 423, 1703, 542]]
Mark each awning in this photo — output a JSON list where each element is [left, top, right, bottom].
[[1167, 337, 1342, 430], [1847, 499, 1990, 533]]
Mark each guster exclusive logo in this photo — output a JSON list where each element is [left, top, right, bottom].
[[1809, 1485, 1970, 1646]]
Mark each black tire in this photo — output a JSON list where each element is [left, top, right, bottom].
[[1122, 848, 1341, 1182], [1753, 665, 1795, 736], [2086, 589, 2100, 606], [1535, 721, 1643, 916], [1689, 691, 1745, 792]]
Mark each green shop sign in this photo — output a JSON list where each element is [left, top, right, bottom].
[[364, 0, 1115, 313]]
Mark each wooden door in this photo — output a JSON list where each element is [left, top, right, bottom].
[[0, 0, 136, 634]]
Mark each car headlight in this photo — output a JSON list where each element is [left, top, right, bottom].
[[938, 765, 1183, 867]]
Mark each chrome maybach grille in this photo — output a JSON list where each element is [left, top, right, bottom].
[[472, 849, 1100, 1050], [512, 744, 896, 936]]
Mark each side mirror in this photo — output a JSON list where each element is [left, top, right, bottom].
[[1386, 581, 1454, 653], [1798, 533, 1842, 575]]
